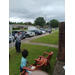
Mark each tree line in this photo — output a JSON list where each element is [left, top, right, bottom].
[[9, 17, 59, 28]]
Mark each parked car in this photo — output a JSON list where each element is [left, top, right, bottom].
[[39, 30, 46, 34], [30, 30, 42, 35], [25, 31, 35, 37], [12, 30, 26, 39], [9, 33, 15, 43], [39, 28, 47, 32], [19, 31, 26, 39], [47, 28, 52, 33]]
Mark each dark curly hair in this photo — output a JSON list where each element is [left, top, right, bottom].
[[22, 49, 29, 58]]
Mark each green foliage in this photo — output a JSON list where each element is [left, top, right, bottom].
[[9, 21, 33, 25], [27, 22, 32, 25], [46, 22, 49, 25], [50, 19, 59, 28], [12, 27, 20, 30], [24, 27, 27, 29], [34, 17, 45, 27]]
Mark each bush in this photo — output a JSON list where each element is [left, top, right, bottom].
[[12, 27, 20, 30], [24, 27, 27, 29]]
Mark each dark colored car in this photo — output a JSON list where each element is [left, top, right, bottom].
[[47, 29, 52, 33], [30, 30, 42, 35], [19, 31, 26, 39], [12, 30, 26, 39], [39, 28, 48, 32]]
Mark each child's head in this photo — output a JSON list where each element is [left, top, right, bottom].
[[22, 49, 29, 58]]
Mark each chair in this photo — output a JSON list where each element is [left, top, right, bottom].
[[20, 58, 45, 75], [36, 51, 53, 71]]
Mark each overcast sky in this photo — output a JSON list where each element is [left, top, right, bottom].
[[9, 0, 65, 23]]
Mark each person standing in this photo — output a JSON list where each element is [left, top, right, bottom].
[[15, 31, 22, 53]]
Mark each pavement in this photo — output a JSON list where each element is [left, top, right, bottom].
[[53, 61, 65, 75]]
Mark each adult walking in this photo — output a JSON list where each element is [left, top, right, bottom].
[[15, 31, 22, 53]]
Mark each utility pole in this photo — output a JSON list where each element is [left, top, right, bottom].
[[44, 14, 46, 28], [10, 25, 13, 48], [42, 14, 46, 27]]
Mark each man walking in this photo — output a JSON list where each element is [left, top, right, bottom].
[[15, 31, 22, 53]]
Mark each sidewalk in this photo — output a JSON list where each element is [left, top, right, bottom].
[[53, 61, 65, 75], [25, 41, 58, 48]]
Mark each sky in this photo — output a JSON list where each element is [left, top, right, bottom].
[[9, 0, 65, 23]]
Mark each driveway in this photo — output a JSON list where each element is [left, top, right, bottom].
[[9, 33, 49, 48]]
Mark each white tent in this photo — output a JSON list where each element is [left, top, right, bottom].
[[28, 26, 37, 31]]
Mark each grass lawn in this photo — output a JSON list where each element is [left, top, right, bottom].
[[9, 43, 58, 75], [30, 31, 59, 45]]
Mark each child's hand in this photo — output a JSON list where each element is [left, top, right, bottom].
[[29, 65, 32, 68]]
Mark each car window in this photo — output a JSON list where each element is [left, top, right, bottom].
[[9, 33, 10, 36], [28, 31, 31, 32], [31, 30, 35, 32], [12, 31, 17, 33], [20, 31, 23, 32]]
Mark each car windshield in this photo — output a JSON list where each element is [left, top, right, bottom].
[[12, 31, 17, 33], [20, 31, 23, 32], [12, 30, 23, 33], [30, 30, 35, 32], [28, 31, 32, 32], [38, 30, 41, 31]]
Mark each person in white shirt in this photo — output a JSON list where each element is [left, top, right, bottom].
[[15, 31, 22, 53]]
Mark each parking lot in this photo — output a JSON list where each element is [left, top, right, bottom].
[[9, 33, 49, 48]]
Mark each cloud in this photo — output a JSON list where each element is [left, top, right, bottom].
[[9, 0, 65, 22]]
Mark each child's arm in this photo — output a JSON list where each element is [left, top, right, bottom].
[[27, 61, 31, 66], [27, 61, 32, 68]]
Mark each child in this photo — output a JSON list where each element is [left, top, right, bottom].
[[20, 49, 31, 73]]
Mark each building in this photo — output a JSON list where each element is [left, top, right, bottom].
[[9, 24, 41, 29]]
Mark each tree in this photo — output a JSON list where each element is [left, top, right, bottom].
[[34, 17, 45, 27], [28, 22, 32, 25], [46, 22, 49, 25], [50, 19, 59, 28], [9, 21, 13, 24]]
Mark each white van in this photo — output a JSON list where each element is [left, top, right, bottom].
[[28, 26, 37, 31]]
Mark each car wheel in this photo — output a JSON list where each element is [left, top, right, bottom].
[[26, 34, 29, 37], [23, 37, 25, 39], [35, 33, 38, 36]]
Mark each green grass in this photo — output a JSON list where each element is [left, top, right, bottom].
[[30, 31, 59, 45], [9, 43, 58, 75]]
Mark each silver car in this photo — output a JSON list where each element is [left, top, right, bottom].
[[26, 31, 35, 37], [9, 33, 15, 43]]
